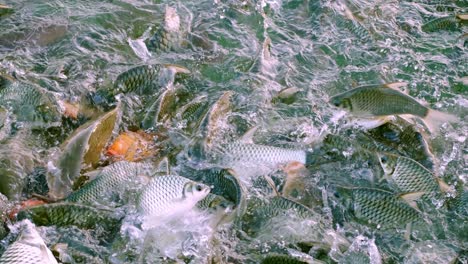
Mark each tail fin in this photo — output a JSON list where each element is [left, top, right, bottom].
[[423, 109, 459, 134]]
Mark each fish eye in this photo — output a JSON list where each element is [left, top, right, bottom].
[[195, 184, 203, 192], [380, 156, 388, 163]]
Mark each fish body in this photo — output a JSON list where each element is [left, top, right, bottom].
[[16, 202, 122, 231], [422, 16, 462, 32], [345, 187, 421, 228], [262, 254, 308, 264], [211, 142, 310, 169], [0, 193, 8, 240], [0, 81, 60, 124], [66, 161, 155, 206], [0, 220, 58, 264], [378, 153, 439, 196], [137, 175, 210, 229], [242, 196, 322, 237], [141, 88, 178, 129], [194, 168, 243, 208], [113, 65, 162, 95], [146, 6, 183, 52], [329, 84, 458, 133]]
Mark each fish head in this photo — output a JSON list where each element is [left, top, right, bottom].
[[164, 6, 180, 32], [329, 94, 352, 111], [183, 181, 211, 203], [377, 153, 397, 175]]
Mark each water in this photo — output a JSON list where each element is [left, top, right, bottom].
[[0, 0, 467, 263]]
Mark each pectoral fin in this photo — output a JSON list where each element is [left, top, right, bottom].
[[400, 191, 426, 210]]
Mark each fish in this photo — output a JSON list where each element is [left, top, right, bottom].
[[0, 193, 8, 240], [137, 175, 210, 229], [208, 142, 316, 171], [337, 187, 421, 228], [113, 64, 189, 95], [106, 131, 157, 162], [241, 196, 324, 238], [145, 6, 183, 52], [261, 254, 309, 264], [366, 119, 435, 170], [201, 91, 234, 148], [0, 80, 61, 125], [16, 202, 122, 231], [422, 14, 467, 33], [0, 220, 58, 264], [378, 153, 440, 197], [66, 161, 155, 206], [447, 189, 467, 216], [329, 83, 458, 133], [47, 108, 118, 199], [175, 95, 210, 132], [189, 168, 244, 209], [141, 88, 178, 129]]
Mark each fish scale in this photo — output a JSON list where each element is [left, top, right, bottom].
[[16, 202, 122, 231], [217, 142, 307, 166], [66, 161, 155, 206], [113, 65, 161, 95], [351, 188, 420, 228], [422, 16, 460, 32], [137, 175, 209, 217], [0, 220, 57, 264], [390, 155, 439, 195], [201, 168, 243, 207]]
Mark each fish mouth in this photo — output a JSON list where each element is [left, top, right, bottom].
[[329, 96, 342, 107]]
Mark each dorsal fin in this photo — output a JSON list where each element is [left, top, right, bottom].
[[437, 178, 455, 194], [162, 64, 191, 74], [239, 126, 258, 144], [457, 14, 468, 21], [263, 175, 280, 197], [157, 157, 170, 175], [383, 82, 409, 94]]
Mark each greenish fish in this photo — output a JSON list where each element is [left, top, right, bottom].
[[0, 220, 58, 264], [422, 14, 467, 33], [262, 254, 308, 264], [196, 193, 234, 212], [66, 161, 155, 206], [113, 64, 189, 95], [137, 175, 210, 229], [146, 6, 183, 52], [329, 83, 458, 133], [378, 153, 440, 197], [336, 15, 372, 43], [367, 119, 435, 170], [175, 95, 210, 132], [447, 189, 467, 216], [241, 196, 323, 237], [141, 88, 178, 129], [16, 202, 122, 231], [208, 142, 316, 170], [192, 168, 244, 208], [338, 187, 421, 228], [0, 80, 61, 125]]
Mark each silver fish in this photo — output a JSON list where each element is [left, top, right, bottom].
[[0, 220, 58, 264], [66, 161, 155, 207], [137, 175, 210, 229]]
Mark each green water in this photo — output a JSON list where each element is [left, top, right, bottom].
[[0, 0, 467, 263]]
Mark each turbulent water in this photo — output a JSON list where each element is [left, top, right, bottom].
[[0, 0, 467, 263]]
